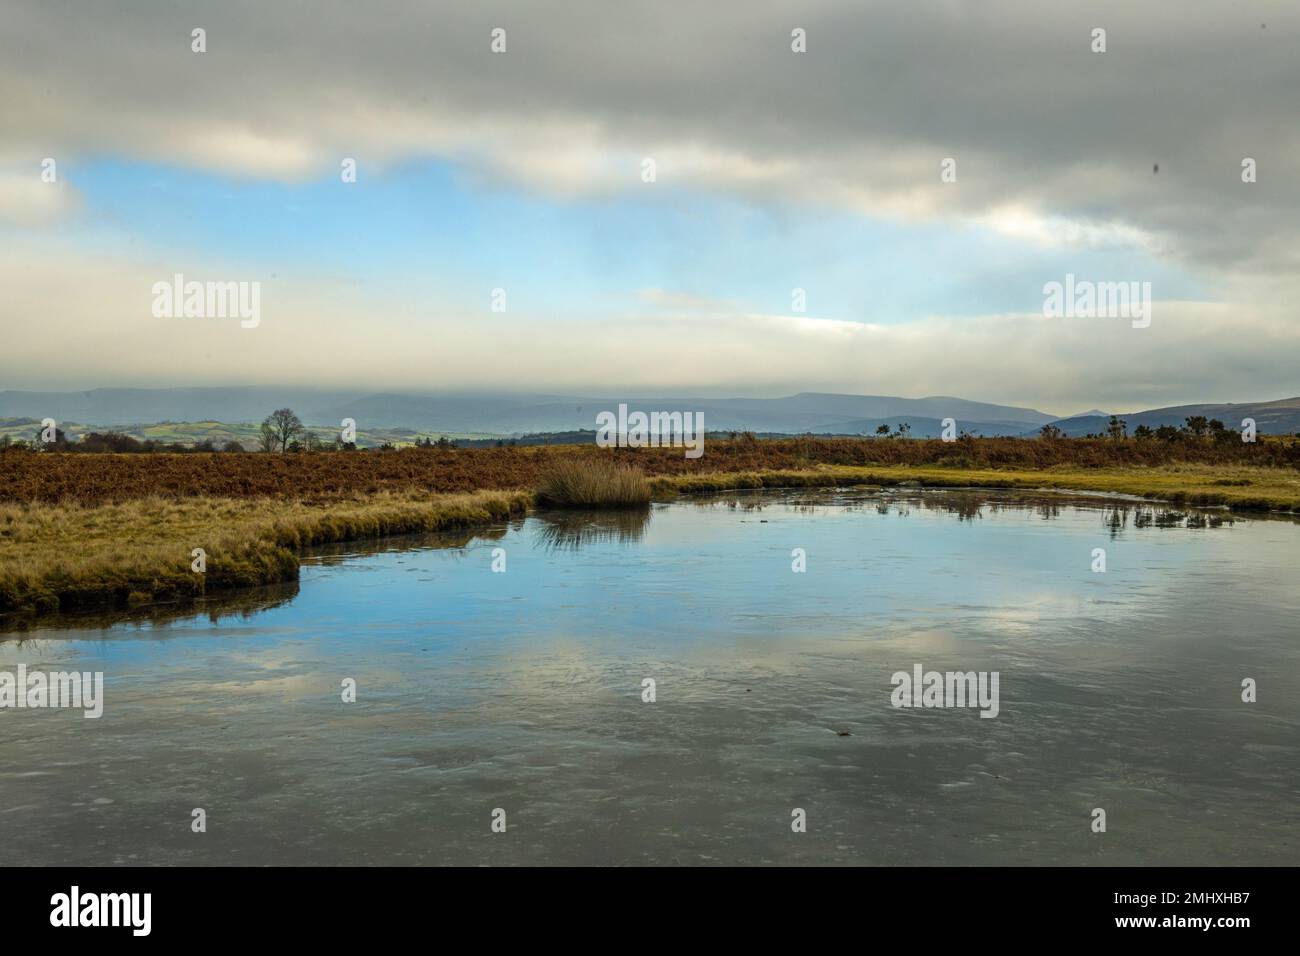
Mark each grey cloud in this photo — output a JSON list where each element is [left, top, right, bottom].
[[3, 1, 1298, 274]]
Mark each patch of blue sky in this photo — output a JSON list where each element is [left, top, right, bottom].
[[53, 155, 1211, 323]]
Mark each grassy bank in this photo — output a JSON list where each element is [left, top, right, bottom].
[[652, 463, 1300, 512], [0, 490, 531, 616]]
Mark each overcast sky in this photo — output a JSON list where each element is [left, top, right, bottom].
[[1, 0, 1296, 415]]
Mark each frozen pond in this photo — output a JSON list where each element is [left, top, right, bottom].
[[2, 488, 1297, 865]]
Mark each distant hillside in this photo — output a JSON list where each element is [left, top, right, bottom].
[[7, 388, 1296, 438], [1042, 397, 1300, 437], [0, 388, 1055, 435], [0, 388, 361, 426], [0, 418, 492, 450]]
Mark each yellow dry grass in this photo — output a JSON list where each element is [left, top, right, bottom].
[[652, 463, 1300, 512], [0, 490, 531, 615]]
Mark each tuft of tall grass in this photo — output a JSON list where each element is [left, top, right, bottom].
[[536, 457, 651, 508]]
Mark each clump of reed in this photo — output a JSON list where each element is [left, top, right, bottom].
[[535, 457, 651, 508]]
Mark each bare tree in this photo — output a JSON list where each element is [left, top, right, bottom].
[[261, 408, 304, 452], [257, 422, 277, 453]]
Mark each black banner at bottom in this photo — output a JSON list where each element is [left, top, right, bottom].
[[0, 866, 1285, 940]]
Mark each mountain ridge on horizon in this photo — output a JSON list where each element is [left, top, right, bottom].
[[1, 387, 1297, 438], [0, 387, 1058, 434]]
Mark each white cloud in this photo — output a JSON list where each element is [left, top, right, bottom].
[[0, 167, 81, 225], [977, 204, 1167, 254], [2, 244, 1295, 415]]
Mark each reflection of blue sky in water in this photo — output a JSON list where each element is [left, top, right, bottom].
[[2, 490, 1297, 865], [14, 490, 1295, 658]]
